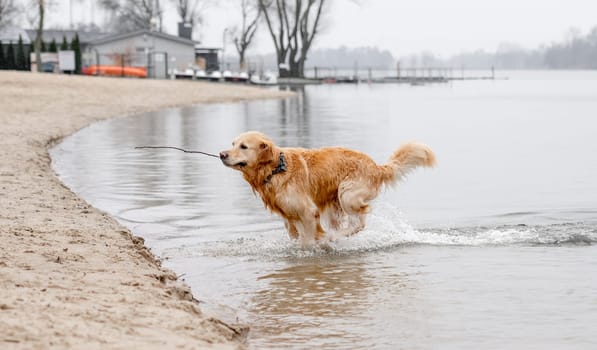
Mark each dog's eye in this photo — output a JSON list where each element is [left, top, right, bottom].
[[240, 144, 248, 150]]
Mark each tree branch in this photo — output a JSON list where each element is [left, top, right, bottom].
[[305, 0, 324, 52], [259, 0, 281, 54]]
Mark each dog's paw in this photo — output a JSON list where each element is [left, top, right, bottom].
[[317, 241, 335, 253]]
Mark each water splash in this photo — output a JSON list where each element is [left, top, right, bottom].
[[163, 204, 597, 260]]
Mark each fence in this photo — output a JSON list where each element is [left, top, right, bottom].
[[303, 66, 496, 82], [303, 66, 456, 81]]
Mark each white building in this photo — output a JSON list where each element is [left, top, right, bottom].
[[87, 30, 196, 79]]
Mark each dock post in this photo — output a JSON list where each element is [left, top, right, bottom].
[[314, 66, 318, 79], [396, 61, 401, 79], [491, 66, 495, 80], [368, 67, 372, 82]]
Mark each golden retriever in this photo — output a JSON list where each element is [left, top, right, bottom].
[[220, 131, 436, 247]]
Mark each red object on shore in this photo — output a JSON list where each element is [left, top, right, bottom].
[[82, 65, 147, 78]]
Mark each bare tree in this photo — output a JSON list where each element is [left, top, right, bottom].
[[0, 0, 18, 30], [172, 0, 210, 26], [233, 0, 260, 71], [258, 0, 326, 78], [171, 0, 212, 40], [100, 0, 164, 32], [34, 0, 45, 72], [23, 0, 55, 71]]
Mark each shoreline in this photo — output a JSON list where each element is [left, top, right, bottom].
[[0, 71, 292, 349]]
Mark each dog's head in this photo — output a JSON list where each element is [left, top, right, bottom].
[[219, 131, 274, 171]]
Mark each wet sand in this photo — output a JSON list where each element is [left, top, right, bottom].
[[0, 71, 292, 349]]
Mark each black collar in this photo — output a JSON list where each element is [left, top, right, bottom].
[[264, 152, 287, 184]]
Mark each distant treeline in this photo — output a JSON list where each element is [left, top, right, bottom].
[[244, 26, 597, 71], [245, 46, 395, 71], [306, 46, 395, 69], [0, 35, 30, 71], [402, 26, 597, 69]]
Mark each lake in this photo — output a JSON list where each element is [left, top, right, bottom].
[[51, 71, 597, 349]]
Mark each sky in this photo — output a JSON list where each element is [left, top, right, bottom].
[[39, 0, 597, 58]]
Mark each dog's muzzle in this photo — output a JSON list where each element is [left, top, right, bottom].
[[220, 151, 247, 168]]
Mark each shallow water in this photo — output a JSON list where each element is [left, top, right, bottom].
[[52, 71, 597, 349]]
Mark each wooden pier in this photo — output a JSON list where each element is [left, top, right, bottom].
[[302, 65, 500, 85]]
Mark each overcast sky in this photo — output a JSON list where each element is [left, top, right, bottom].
[[43, 0, 597, 57]]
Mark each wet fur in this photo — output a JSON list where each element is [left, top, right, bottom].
[[220, 131, 436, 247]]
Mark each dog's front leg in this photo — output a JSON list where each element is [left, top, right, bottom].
[[277, 191, 325, 248], [294, 204, 326, 249], [284, 220, 299, 239]]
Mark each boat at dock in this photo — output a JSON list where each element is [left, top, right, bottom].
[[249, 71, 278, 86], [82, 65, 147, 78], [173, 69, 249, 82]]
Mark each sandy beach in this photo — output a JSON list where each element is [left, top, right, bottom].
[[0, 71, 292, 349]]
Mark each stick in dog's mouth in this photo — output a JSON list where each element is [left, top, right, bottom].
[[134, 146, 219, 158]]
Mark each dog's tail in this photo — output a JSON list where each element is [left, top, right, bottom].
[[380, 142, 436, 184]]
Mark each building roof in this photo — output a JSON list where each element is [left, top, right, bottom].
[[24, 29, 110, 44], [195, 46, 222, 52], [90, 30, 196, 46], [0, 27, 31, 44], [1, 27, 196, 48]]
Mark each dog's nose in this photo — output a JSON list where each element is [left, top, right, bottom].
[[219, 151, 229, 160]]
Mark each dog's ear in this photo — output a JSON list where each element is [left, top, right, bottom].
[[257, 141, 274, 164]]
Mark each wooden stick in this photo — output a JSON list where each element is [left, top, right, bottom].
[[135, 146, 219, 158]]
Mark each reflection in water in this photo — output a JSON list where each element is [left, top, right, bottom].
[[249, 259, 377, 349], [244, 85, 313, 147], [254, 260, 371, 317], [275, 86, 312, 145]]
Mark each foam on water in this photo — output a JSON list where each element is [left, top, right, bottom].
[[163, 203, 597, 260]]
